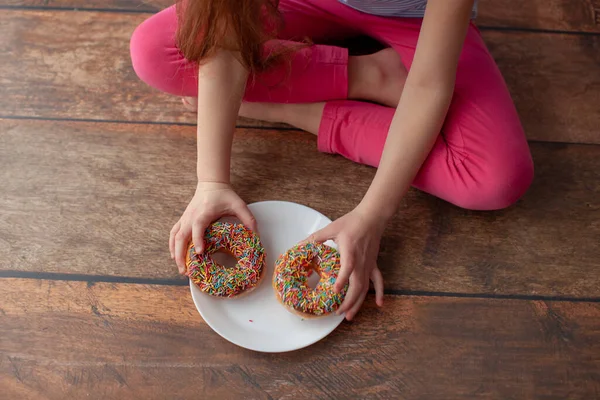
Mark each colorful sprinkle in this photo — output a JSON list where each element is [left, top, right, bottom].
[[185, 222, 265, 298], [273, 242, 348, 316]]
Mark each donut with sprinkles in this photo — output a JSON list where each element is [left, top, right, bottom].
[[273, 242, 348, 317], [185, 222, 266, 298]]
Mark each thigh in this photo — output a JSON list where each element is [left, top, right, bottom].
[[418, 24, 532, 205], [131, 2, 357, 98], [364, 18, 528, 159], [362, 19, 533, 209]]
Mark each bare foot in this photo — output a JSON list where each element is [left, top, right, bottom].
[[237, 48, 407, 130], [183, 49, 405, 135], [348, 48, 407, 107]]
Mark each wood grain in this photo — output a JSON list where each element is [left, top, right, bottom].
[[1, 0, 170, 11], [1, 10, 599, 144], [478, 0, 600, 33], [4, 0, 600, 34], [0, 10, 285, 130], [1, 278, 600, 399], [484, 30, 600, 145], [1, 119, 599, 297]]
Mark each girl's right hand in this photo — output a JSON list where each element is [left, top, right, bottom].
[[170, 182, 258, 274]]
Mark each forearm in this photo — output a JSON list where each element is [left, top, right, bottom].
[[360, 82, 453, 218], [195, 50, 249, 183]]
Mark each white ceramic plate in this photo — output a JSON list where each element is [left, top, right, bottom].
[[189, 200, 344, 353]]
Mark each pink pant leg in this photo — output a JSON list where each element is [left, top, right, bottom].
[[318, 17, 533, 210], [129, 2, 357, 102]]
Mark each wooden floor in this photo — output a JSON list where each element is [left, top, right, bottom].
[[1, 1, 599, 399]]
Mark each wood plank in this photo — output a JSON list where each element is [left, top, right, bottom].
[[1, 10, 599, 144], [1, 0, 168, 11], [484, 30, 600, 145], [1, 119, 599, 297], [2, 278, 600, 399], [0, 10, 284, 130], [4, 0, 600, 34], [478, 0, 600, 33]]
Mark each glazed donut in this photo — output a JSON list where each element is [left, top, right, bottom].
[[185, 222, 266, 298], [273, 242, 348, 317]]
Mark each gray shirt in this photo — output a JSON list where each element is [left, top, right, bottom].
[[339, 0, 478, 19]]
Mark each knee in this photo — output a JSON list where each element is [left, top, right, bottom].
[[130, 10, 197, 96], [129, 17, 164, 87], [456, 156, 534, 211]]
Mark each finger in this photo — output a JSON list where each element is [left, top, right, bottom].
[[191, 219, 207, 255], [334, 246, 354, 293], [370, 266, 384, 307], [305, 223, 335, 244], [174, 224, 192, 275], [169, 221, 181, 259], [337, 273, 363, 315], [345, 286, 368, 321], [233, 202, 258, 233], [194, 212, 217, 254]]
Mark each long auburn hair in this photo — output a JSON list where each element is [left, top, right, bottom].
[[175, 0, 283, 73]]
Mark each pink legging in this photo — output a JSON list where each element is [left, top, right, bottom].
[[130, 0, 533, 210]]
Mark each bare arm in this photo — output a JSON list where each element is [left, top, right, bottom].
[[308, 0, 475, 320], [195, 49, 249, 183], [359, 0, 474, 218], [170, 49, 257, 272]]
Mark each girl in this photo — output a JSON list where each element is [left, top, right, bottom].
[[130, 0, 533, 320]]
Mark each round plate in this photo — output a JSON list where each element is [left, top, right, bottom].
[[189, 200, 344, 353]]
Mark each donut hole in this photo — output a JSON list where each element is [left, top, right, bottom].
[[306, 261, 322, 290], [211, 249, 238, 269]]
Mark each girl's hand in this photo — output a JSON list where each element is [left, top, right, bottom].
[[170, 182, 257, 274], [307, 208, 387, 320]]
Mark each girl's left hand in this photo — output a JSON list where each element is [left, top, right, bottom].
[[307, 207, 387, 320]]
